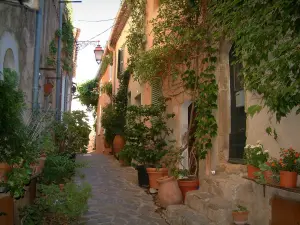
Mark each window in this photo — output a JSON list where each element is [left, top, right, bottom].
[[99, 80, 103, 96], [135, 94, 141, 106], [151, 79, 162, 105], [109, 65, 112, 81], [128, 91, 131, 106], [229, 46, 246, 162], [117, 49, 124, 78], [97, 105, 102, 136]]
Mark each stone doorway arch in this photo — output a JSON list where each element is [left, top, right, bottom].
[[0, 32, 20, 80]]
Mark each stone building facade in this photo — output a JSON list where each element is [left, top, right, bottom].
[[0, 1, 77, 116], [0, 2, 78, 224], [96, 1, 300, 224]]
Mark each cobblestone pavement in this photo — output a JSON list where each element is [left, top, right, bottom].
[[76, 153, 168, 225]]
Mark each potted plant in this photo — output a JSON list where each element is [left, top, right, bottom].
[[278, 147, 299, 188], [232, 205, 249, 225], [44, 82, 54, 96], [124, 99, 174, 189], [0, 163, 11, 183], [244, 141, 269, 179], [257, 158, 280, 185]]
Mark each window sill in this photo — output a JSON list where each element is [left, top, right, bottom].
[[228, 158, 245, 165], [243, 176, 300, 195]]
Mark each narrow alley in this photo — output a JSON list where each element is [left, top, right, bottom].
[[76, 153, 167, 225]]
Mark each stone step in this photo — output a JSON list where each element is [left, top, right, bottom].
[[166, 205, 210, 225], [185, 191, 232, 225], [200, 174, 253, 202]]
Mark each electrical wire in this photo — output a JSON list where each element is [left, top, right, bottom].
[[74, 18, 115, 22], [87, 25, 114, 41]]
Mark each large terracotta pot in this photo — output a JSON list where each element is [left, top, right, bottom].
[[280, 171, 297, 188], [146, 168, 168, 189], [247, 165, 260, 179], [113, 135, 125, 154], [232, 211, 249, 225], [0, 163, 11, 182], [178, 178, 199, 200], [157, 176, 183, 208]]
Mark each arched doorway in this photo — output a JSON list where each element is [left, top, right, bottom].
[[3, 48, 16, 70], [229, 46, 246, 161]]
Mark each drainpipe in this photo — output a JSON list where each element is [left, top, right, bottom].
[[55, 2, 63, 120], [32, 0, 44, 111]]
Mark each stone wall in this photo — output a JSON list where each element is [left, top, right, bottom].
[[0, 2, 60, 114]]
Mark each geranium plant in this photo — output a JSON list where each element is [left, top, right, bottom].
[[244, 141, 269, 168], [278, 147, 299, 172]]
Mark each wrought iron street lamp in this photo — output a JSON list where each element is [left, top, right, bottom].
[[76, 40, 104, 64]]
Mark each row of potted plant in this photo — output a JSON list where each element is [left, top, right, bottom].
[[111, 99, 200, 206], [244, 141, 300, 188]]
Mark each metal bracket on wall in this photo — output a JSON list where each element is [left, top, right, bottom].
[[39, 67, 56, 71]]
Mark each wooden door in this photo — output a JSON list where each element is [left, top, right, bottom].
[[271, 196, 300, 225]]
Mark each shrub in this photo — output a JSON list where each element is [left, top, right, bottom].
[[20, 182, 92, 225], [40, 155, 84, 184], [53, 110, 91, 156]]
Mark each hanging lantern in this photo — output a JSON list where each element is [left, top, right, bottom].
[[94, 44, 104, 64], [44, 83, 54, 96]]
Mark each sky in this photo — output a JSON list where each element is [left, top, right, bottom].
[[71, 0, 121, 125]]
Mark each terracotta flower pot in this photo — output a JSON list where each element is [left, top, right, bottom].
[[36, 156, 46, 174], [113, 135, 125, 154], [178, 178, 199, 200], [263, 170, 274, 184], [232, 211, 249, 225], [157, 176, 183, 208], [280, 171, 297, 188], [247, 165, 260, 179], [59, 184, 64, 191], [146, 168, 168, 189], [0, 163, 11, 182], [44, 83, 54, 95]]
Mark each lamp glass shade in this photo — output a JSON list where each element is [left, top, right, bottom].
[[94, 45, 104, 63]]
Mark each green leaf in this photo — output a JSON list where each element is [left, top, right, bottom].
[[247, 105, 262, 118]]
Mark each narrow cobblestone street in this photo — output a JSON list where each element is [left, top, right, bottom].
[[76, 153, 168, 225]]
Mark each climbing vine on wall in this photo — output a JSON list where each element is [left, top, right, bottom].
[[46, 7, 74, 74], [61, 18, 75, 74], [99, 53, 113, 76], [126, 0, 147, 72], [127, 0, 219, 176], [211, 0, 300, 122]]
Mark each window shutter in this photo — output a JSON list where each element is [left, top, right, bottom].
[[151, 79, 162, 105], [117, 49, 124, 78]]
